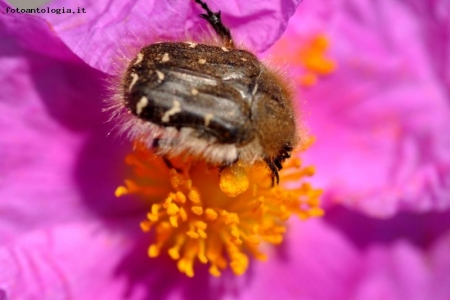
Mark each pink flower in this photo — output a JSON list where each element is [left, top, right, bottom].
[[1, 0, 450, 299]]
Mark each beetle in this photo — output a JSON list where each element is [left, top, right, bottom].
[[120, 0, 297, 184]]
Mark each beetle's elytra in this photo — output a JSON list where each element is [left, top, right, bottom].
[[121, 0, 297, 184]]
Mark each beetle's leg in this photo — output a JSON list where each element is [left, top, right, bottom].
[[265, 145, 293, 186], [152, 138, 161, 148], [274, 158, 283, 170], [265, 159, 280, 186], [153, 139, 182, 173], [162, 156, 174, 169], [194, 0, 235, 48], [162, 156, 183, 173]]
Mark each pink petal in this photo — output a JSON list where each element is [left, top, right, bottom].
[[272, 0, 450, 216], [0, 3, 137, 242], [240, 208, 450, 300], [0, 220, 143, 300], [39, 0, 301, 74]]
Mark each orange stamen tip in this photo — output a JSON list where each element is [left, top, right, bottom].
[[166, 202, 179, 215], [187, 231, 199, 239], [148, 245, 159, 257], [303, 166, 316, 176], [114, 186, 128, 197], [219, 164, 250, 197], [191, 206, 203, 215], [175, 191, 186, 203], [272, 33, 336, 85], [140, 221, 151, 232], [299, 35, 337, 75], [205, 208, 218, 220], [299, 73, 317, 86], [312, 35, 329, 49], [188, 190, 201, 203], [116, 142, 323, 277], [309, 207, 325, 217], [168, 247, 180, 260], [209, 266, 221, 277]]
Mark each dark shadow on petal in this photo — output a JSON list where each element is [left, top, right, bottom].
[[324, 205, 450, 250], [114, 231, 183, 300], [29, 58, 108, 131], [114, 234, 248, 300], [1, 13, 111, 132], [74, 126, 149, 220], [22, 49, 152, 222], [272, 225, 292, 263]]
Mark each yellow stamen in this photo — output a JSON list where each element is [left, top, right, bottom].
[[299, 35, 336, 74], [272, 34, 336, 87], [116, 145, 323, 277]]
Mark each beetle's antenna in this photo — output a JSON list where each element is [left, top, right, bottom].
[[194, 0, 235, 48]]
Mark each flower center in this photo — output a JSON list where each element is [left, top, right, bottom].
[[115, 143, 323, 277]]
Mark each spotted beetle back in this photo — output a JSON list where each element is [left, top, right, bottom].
[[119, 0, 297, 184]]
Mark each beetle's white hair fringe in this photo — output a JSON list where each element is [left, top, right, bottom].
[[103, 25, 268, 166]]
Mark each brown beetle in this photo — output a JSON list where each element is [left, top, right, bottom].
[[120, 0, 297, 184]]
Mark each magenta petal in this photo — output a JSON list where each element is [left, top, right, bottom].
[[0, 221, 141, 300], [276, 0, 450, 216], [240, 209, 450, 300], [39, 0, 301, 74], [242, 219, 360, 300], [429, 231, 450, 298], [0, 3, 135, 242]]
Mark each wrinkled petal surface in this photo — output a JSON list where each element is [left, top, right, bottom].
[[0, 1, 136, 242], [39, 0, 301, 74], [239, 209, 450, 300], [270, 0, 450, 217], [0, 220, 139, 300], [2, 0, 450, 299]]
